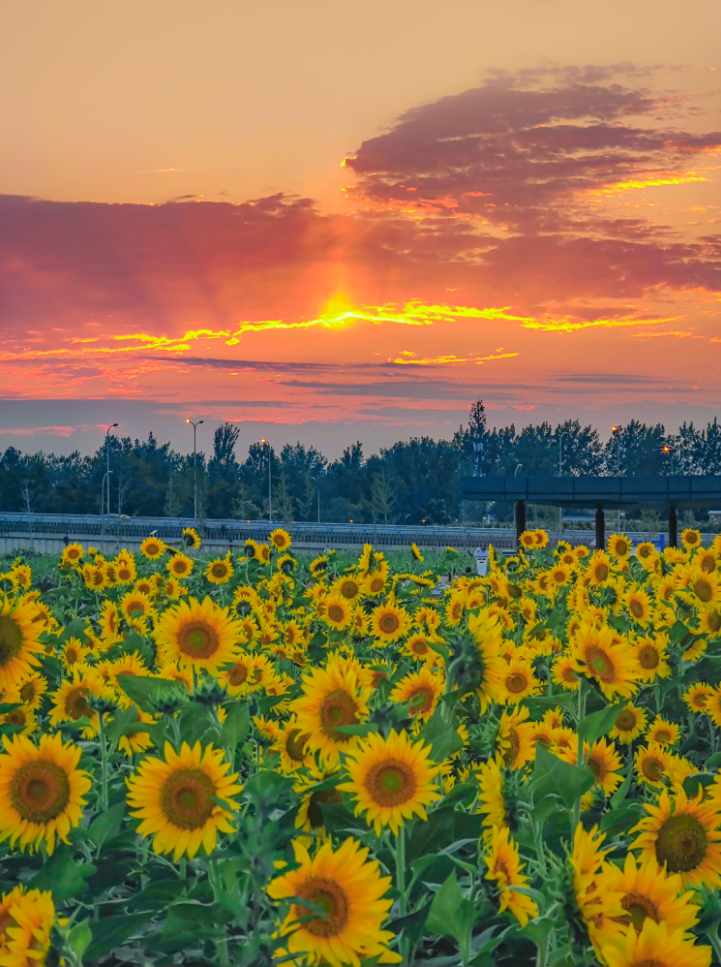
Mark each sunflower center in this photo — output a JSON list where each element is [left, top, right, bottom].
[[160, 768, 216, 830], [285, 729, 310, 762], [630, 600, 644, 618], [20, 682, 37, 703], [65, 686, 91, 720], [319, 689, 359, 740], [622, 892, 660, 930], [0, 616, 22, 667], [562, 664, 579, 683], [327, 604, 345, 623], [637, 645, 659, 669], [296, 877, 349, 937], [655, 730, 671, 743], [366, 759, 416, 806], [594, 563, 609, 582], [506, 673, 528, 694], [6, 709, 26, 727], [655, 814, 708, 872], [368, 577, 384, 593], [408, 686, 434, 716], [616, 541, 628, 556], [695, 579, 713, 603], [708, 611, 721, 633], [178, 622, 220, 659], [586, 645, 616, 682], [411, 639, 429, 655], [212, 564, 227, 578], [378, 612, 400, 634], [642, 756, 665, 783], [10, 760, 71, 823], [587, 756, 604, 780], [615, 710, 636, 732], [339, 581, 359, 599]]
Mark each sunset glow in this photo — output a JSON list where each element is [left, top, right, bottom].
[[0, 2, 719, 455]]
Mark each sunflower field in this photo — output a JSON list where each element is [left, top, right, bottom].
[[3, 526, 721, 967]]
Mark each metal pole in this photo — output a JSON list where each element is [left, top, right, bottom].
[[268, 446, 272, 522], [185, 419, 204, 524], [105, 424, 118, 517], [317, 479, 321, 523]]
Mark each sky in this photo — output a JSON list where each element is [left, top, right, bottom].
[[1, 0, 720, 459]]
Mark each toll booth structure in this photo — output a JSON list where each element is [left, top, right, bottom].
[[460, 475, 721, 550]]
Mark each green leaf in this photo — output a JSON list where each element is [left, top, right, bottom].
[[104, 704, 143, 744], [88, 801, 125, 849], [116, 673, 187, 713], [84, 914, 149, 959], [221, 701, 250, 749], [426, 871, 478, 960], [67, 921, 92, 959], [27, 846, 95, 901], [610, 768, 633, 808], [418, 706, 463, 762], [578, 702, 626, 746], [527, 746, 594, 811]]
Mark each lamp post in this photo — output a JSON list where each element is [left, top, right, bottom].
[[104, 424, 118, 516], [260, 438, 272, 522], [185, 419, 204, 521], [661, 444, 675, 475], [611, 426, 621, 475], [558, 432, 567, 475]]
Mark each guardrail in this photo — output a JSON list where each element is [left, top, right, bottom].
[[0, 512, 696, 555]]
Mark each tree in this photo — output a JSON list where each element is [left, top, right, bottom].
[[231, 483, 261, 520], [368, 472, 396, 524], [272, 476, 296, 521]]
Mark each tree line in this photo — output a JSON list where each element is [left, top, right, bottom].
[[1, 407, 720, 525]]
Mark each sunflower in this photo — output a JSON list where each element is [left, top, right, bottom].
[[564, 737, 623, 797], [632, 634, 670, 683], [634, 743, 673, 789], [167, 553, 194, 579], [255, 543, 271, 564], [339, 730, 441, 835], [704, 687, 721, 729], [114, 556, 136, 585], [587, 551, 613, 588], [570, 622, 638, 700], [83, 564, 106, 591], [444, 591, 466, 627], [500, 659, 541, 704], [140, 536, 166, 560], [155, 596, 240, 673], [624, 587, 653, 627], [411, 542, 424, 562], [390, 667, 444, 722], [550, 563, 572, 587], [684, 569, 721, 606], [268, 528, 292, 552], [533, 529, 549, 548], [126, 740, 242, 861], [600, 851, 701, 936], [291, 655, 372, 765], [551, 655, 582, 691], [684, 683, 714, 713], [205, 556, 234, 585], [365, 562, 390, 596], [49, 668, 108, 736], [631, 787, 721, 888], [182, 526, 201, 549], [0, 885, 55, 967], [266, 837, 400, 967], [608, 533, 632, 559], [477, 759, 515, 834], [6, 672, 47, 712], [0, 732, 91, 854], [370, 602, 412, 643], [120, 589, 153, 623], [610, 703, 648, 743], [602, 918, 711, 967], [519, 531, 536, 550], [134, 577, 155, 597], [646, 716, 680, 747], [699, 606, 721, 637], [271, 720, 312, 774], [0, 705, 37, 736], [495, 706, 536, 770], [466, 610, 507, 710], [680, 528, 702, 550], [484, 825, 538, 926], [59, 637, 90, 671], [0, 597, 43, 692], [324, 594, 353, 631], [402, 633, 434, 662]]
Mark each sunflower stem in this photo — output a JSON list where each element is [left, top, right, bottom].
[[707, 924, 721, 964], [395, 826, 407, 917], [98, 712, 109, 814]]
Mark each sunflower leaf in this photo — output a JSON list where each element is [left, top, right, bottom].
[[578, 702, 626, 746]]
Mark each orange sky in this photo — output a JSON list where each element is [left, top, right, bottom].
[[1, 0, 720, 456]]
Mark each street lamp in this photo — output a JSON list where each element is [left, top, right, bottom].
[[661, 444, 675, 475], [558, 431, 568, 475], [185, 419, 204, 521], [104, 424, 118, 516], [260, 439, 272, 522], [611, 426, 621, 475]]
